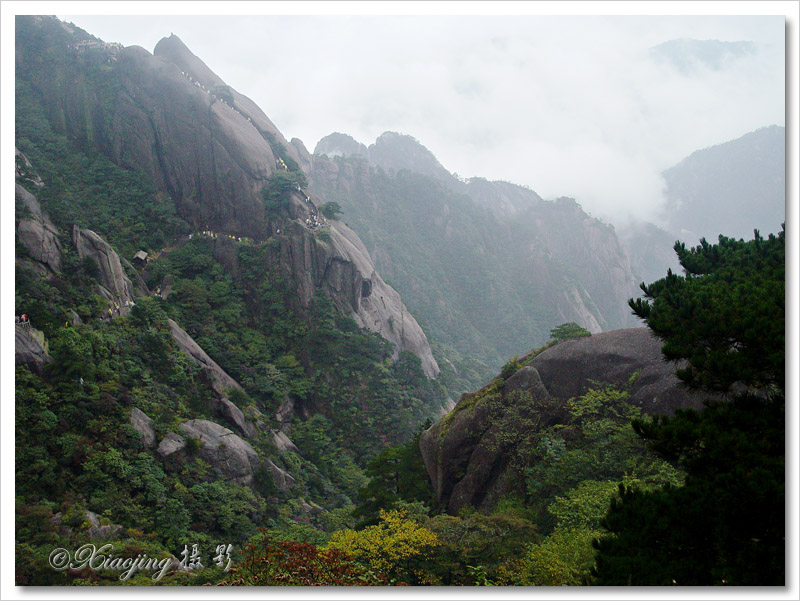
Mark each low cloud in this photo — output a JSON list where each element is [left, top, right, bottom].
[[60, 14, 785, 224]]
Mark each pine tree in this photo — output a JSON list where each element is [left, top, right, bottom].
[[592, 227, 785, 585]]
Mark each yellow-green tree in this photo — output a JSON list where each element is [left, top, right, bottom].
[[326, 509, 440, 584]]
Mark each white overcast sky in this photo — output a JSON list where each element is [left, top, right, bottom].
[[30, 4, 793, 223]]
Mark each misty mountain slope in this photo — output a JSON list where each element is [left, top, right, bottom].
[[15, 15, 438, 378], [618, 220, 682, 287], [661, 125, 785, 243], [311, 134, 641, 390]]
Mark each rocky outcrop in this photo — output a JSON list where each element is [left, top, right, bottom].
[[156, 419, 295, 491], [156, 433, 186, 457], [290, 138, 313, 174], [16, 183, 62, 273], [15, 325, 52, 371], [276, 218, 439, 378], [154, 33, 305, 175], [52, 511, 125, 541], [167, 318, 261, 437], [525, 328, 707, 414], [15, 147, 44, 188], [130, 408, 157, 448], [420, 328, 709, 514], [158, 419, 260, 486], [17, 17, 439, 379], [264, 459, 297, 492], [72, 226, 136, 305], [168, 318, 241, 396]]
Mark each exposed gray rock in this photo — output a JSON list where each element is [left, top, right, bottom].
[[217, 396, 258, 439], [15, 148, 44, 187], [271, 430, 299, 454], [72, 226, 135, 305], [264, 459, 296, 492], [275, 396, 295, 433], [122, 256, 150, 297], [178, 419, 260, 486], [420, 327, 710, 514], [314, 132, 369, 159], [157, 433, 186, 457], [130, 408, 157, 448], [277, 218, 439, 378], [167, 318, 256, 437], [526, 327, 707, 415], [168, 319, 241, 397], [15, 183, 62, 273], [15, 325, 51, 371], [52, 511, 124, 541], [290, 138, 313, 174]]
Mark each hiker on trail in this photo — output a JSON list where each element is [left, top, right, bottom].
[[108, 308, 113, 317], [15, 316, 20, 324], [22, 314, 27, 323]]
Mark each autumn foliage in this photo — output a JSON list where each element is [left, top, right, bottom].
[[221, 531, 389, 586]]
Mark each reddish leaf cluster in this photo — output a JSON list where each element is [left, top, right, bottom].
[[220, 531, 390, 586]]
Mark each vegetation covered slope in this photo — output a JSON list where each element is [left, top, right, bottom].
[[15, 16, 446, 585]]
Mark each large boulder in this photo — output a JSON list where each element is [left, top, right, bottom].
[[165, 419, 260, 487], [526, 327, 707, 416], [420, 328, 709, 514], [15, 183, 62, 273], [72, 226, 135, 305], [129, 408, 157, 448], [15, 325, 52, 371]]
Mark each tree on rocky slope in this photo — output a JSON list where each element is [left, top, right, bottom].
[[592, 227, 785, 585]]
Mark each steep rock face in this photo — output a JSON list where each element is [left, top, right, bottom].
[[619, 220, 682, 287], [154, 34, 305, 174], [310, 147, 641, 389], [72, 226, 136, 304], [275, 219, 439, 378], [420, 328, 708, 514], [465, 178, 544, 220], [16, 19, 277, 238], [15, 326, 52, 371], [16, 183, 63, 273], [515, 198, 640, 332]]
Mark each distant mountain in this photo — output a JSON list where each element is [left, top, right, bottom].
[[311, 133, 641, 391], [650, 38, 757, 73], [661, 125, 785, 243]]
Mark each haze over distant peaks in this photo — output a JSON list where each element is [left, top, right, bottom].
[[650, 38, 757, 73], [661, 124, 785, 243]]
